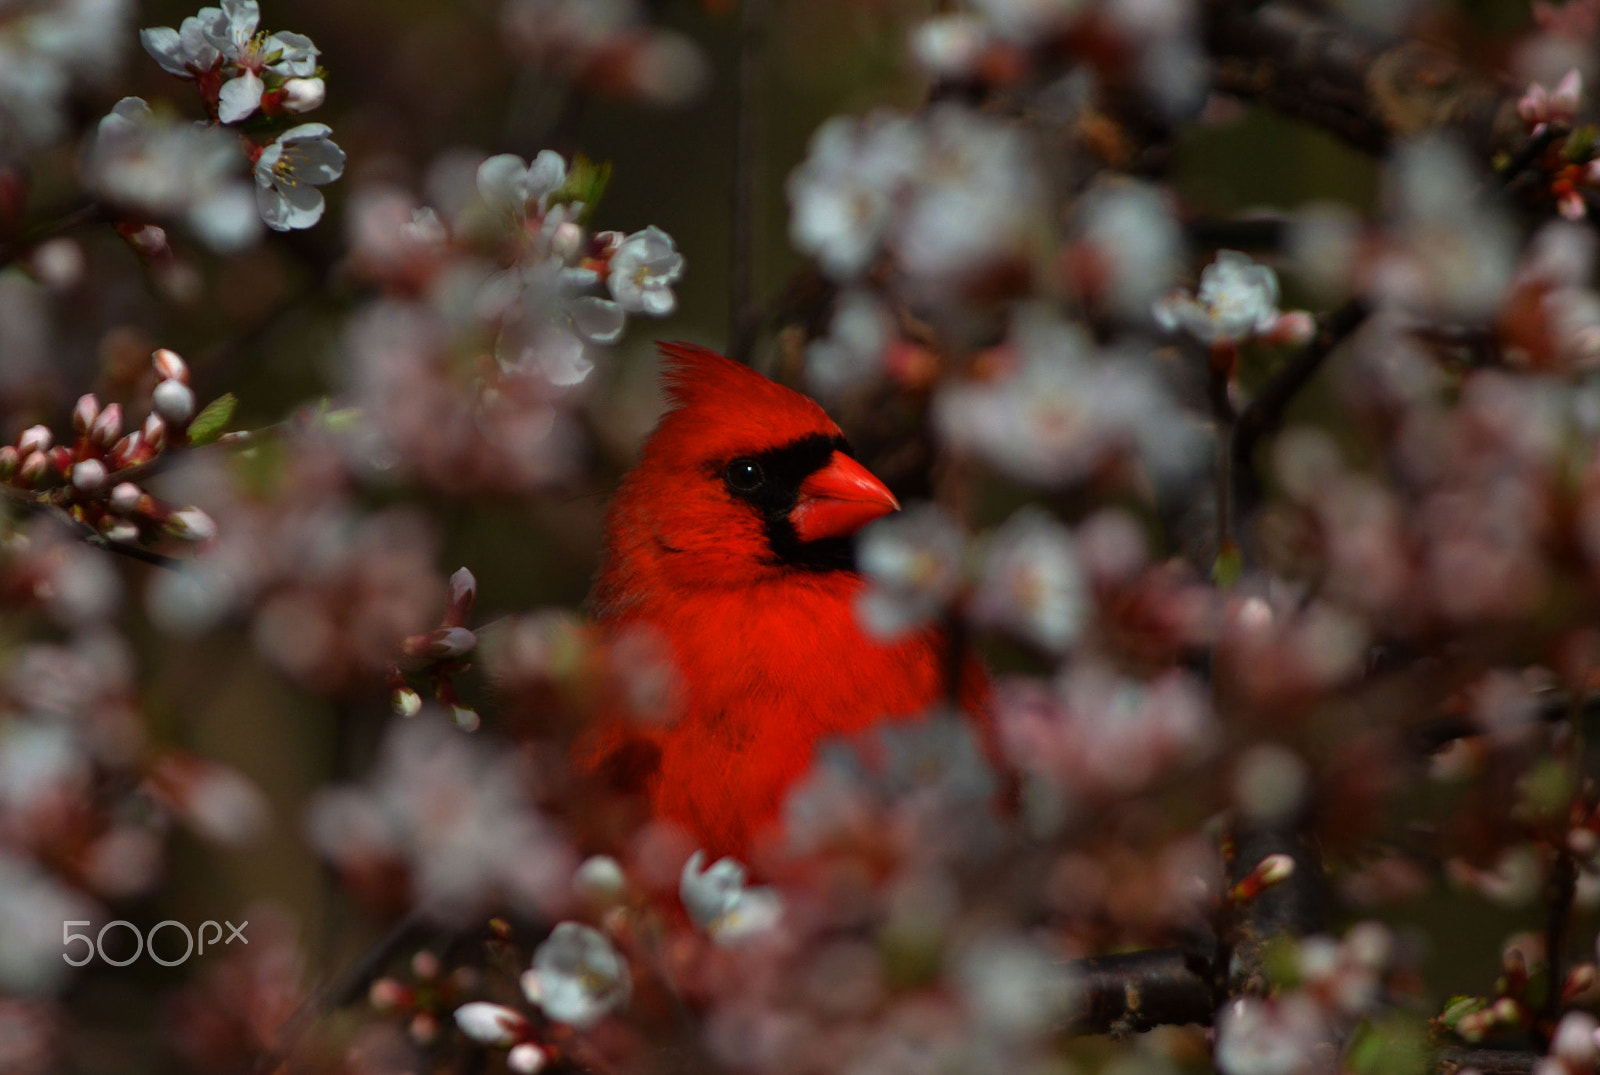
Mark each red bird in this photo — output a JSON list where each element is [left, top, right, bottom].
[[583, 343, 989, 859]]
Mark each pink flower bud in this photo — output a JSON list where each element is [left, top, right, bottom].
[[508, 1044, 548, 1074], [143, 413, 167, 453], [166, 507, 217, 543], [108, 431, 141, 469], [409, 1012, 438, 1045], [453, 1002, 528, 1047], [71, 459, 106, 491], [90, 404, 122, 449], [412, 951, 441, 980], [17, 425, 51, 454], [123, 224, 168, 258], [281, 77, 326, 113], [47, 446, 72, 477], [18, 450, 47, 485], [392, 687, 422, 717], [151, 348, 189, 383], [402, 626, 478, 660], [448, 567, 477, 617], [368, 978, 407, 1012], [1553, 1010, 1599, 1066], [72, 394, 100, 434], [0, 445, 17, 479], [452, 706, 480, 731], [152, 379, 195, 427], [109, 482, 141, 514]]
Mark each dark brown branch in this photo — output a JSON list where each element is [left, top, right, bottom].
[[1435, 1049, 1539, 1075], [253, 907, 435, 1074], [1063, 947, 1216, 1036], [1201, 0, 1522, 160], [1231, 297, 1370, 523]]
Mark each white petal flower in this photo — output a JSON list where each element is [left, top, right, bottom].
[[139, 15, 221, 78], [787, 111, 926, 279], [1152, 249, 1281, 345], [856, 504, 966, 640], [281, 76, 325, 112], [805, 289, 893, 396], [216, 68, 263, 123], [680, 851, 785, 942], [606, 226, 684, 316], [568, 296, 624, 344], [971, 507, 1088, 653], [520, 922, 630, 1028], [254, 123, 345, 231], [453, 1001, 528, 1046], [84, 97, 262, 253], [477, 151, 568, 215]]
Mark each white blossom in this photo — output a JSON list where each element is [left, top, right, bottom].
[[521, 922, 630, 1028], [198, 0, 321, 122], [1215, 995, 1331, 1075], [0, 0, 131, 146], [935, 305, 1203, 486], [805, 289, 894, 396], [254, 123, 345, 231], [83, 98, 261, 253], [606, 225, 684, 316], [477, 150, 568, 216], [1153, 250, 1283, 345], [453, 1001, 528, 1046], [679, 851, 785, 943], [856, 504, 966, 640], [970, 508, 1088, 653], [788, 111, 925, 279]]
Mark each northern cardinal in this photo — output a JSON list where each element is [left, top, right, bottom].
[[582, 343, 989, 859]]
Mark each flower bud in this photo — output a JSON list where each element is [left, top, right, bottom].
[[121, 224, 168, 259], [573, 855, 628, 906], [447, 567, 477, 620], [281, 77, 326, 113], [17, 425, 51, 454], [71, 459, 106, 491], [452, 705, 480, 732], [48, 446, 72, 477], [151, 348, 189, 383], [552, 220, 583, 262], [166, 507, 217, 543], [0, 445, 17, 479], [152, 379, 196, 427], [143, 413, 167, 453], [100, 520, 139, 544], [453, 1001, 527, 1047], [109, 482, 142, 514], [508, 1044, 548, 1074], [72, 394, 101, 434], [107, 431, 142, 469], [90, 404, 123, 450], [1553, 1010, 1599, 1065], [392, 687, 422, 718], [409, 1012, 438, 1045], [368, 978, 407, 1012], [402, 626, 478, 660], [18, 450, 47, 485]]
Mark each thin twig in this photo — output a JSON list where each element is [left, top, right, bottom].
[[252, 906, 435, 1074], [0, 201, 103, 271], [1231, 298, 1370, 522], [728, 0, 770, 364]]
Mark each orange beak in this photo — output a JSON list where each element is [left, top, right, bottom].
[[789, 451, 900, 543]]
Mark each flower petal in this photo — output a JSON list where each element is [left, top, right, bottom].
[[139, 28, 192, 77], [216, 70, 263, 123]]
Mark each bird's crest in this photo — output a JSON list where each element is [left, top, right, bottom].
[[654, 341, 839, 450]]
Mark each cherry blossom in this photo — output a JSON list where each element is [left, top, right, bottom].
[[679, 851, 785, 942], [254, 122, 345, 231], [606, 226, 684, 316], [1153, 250, 1289, 346], [787, 111, 925, 279], [520, 922, 630, 1028]]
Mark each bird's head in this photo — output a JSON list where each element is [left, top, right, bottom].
[[597, 342, 900, 600]]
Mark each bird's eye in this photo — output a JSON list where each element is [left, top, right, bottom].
[[724, 457, 765, 492]]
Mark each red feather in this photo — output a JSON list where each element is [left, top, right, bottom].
[[582, 343, 991, 858]]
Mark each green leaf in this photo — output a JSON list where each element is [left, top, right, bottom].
[[187, 393, 238, 446], [551, 154, 612, 220]]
